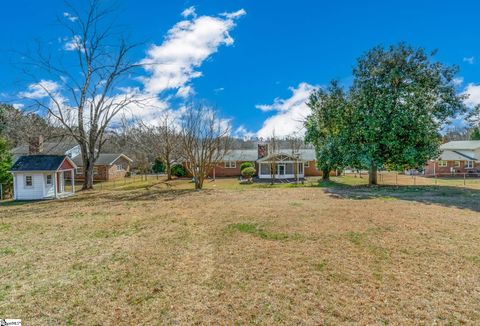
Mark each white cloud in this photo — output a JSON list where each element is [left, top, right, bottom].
[[256, 82, 317, 138], [463, 83, 480, 107], [63, 12, 78, 22], [234, 125, 255, 140], [12, 103, 24, 110], [140, 8, 246, 96], [181, 6, 197, 18], [19, 80, 61, 99], [63, 35, 83, 52], [453, 77, 464, 86], [176, 85, 195, 98], [214, 87, 225, 93], [220, 9, 247, 19], [463, 56, 475, 64]]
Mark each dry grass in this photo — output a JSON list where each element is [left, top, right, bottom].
[[1, 177, 480, 325]]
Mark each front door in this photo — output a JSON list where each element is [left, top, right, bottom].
[[278, 164, 286, 176]]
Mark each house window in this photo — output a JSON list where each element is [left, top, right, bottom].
[[224, 161, 236, 168], [25, 175, 33, 187], [76, 167, 83, 175], [116, 164, 124, 171], [454, 161, 461, 168], [93, 167, 99, 175], [298, 163, 304, 174], [305, 161, 310, 168], [46, 174, 52, 185], [465, 161, 474, 169], [438, 161, 448, 167]]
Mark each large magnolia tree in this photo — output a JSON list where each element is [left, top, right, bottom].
[[349, 43, 466, 184]]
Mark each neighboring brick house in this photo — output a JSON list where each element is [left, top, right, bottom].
[[424, 141, 480, 175], [11, 137, 133, 181], [73, 154, 133, 181], [199, 144, 323, 179]]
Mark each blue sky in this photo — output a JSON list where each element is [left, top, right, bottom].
[[1, 0, 480, 138]]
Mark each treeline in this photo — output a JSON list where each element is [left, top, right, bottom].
[[305, 43, 471, 185]]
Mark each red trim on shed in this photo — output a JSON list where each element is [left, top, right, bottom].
[[58, 158, 75, 171]]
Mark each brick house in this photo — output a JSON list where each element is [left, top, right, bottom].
[[424, 141, 480, 175], [72, 154, 133, 181], [11, 137, 133, 181], [200, 144, 323, 179]]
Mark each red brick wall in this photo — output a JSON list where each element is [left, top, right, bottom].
[[304, 160, 323, 176], [425, 160, 479, 175], [107, 157, 131, 180]]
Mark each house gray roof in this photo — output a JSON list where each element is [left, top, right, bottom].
[[11, 155, 70, 172], [222, 148, 316, 162], [439, 150, 478, 161], [72, 153, 132, 166], [440, 141, 480, 150], [11, 141, 78, 156]]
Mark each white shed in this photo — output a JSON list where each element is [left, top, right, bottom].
[[11, 155, 77, 200]]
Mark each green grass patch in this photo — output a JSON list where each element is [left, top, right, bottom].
[[0, 247, 16, 256], [93, 222, 143, 239], [0, 223, 11, 231], [226, 223, 303, 241], [313, 260, 328, 272], [465, 255, 480, 266]]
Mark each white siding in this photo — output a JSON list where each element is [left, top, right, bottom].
[[14, 173, 46, 200], [44, 174, 55, 198]]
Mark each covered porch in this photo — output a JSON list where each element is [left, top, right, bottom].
[[257, 153, 305, 179], [53, 169, 75, 198]]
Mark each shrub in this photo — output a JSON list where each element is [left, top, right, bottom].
[[240, 161, 254, 172], [152, 158, 165, 173], [171, 164, 187, 177], [241, 167, 256, 179]]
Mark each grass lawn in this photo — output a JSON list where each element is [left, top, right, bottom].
[[1, 177, 480, 324]]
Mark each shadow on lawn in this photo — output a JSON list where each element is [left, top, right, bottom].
[[69, 187, 202, 203], [320, 181, 480, 213]]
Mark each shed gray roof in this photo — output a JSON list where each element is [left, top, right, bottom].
[[72, 153, 132, 166], [11, 155, 70, 172]]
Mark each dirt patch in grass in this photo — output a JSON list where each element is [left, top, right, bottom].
[[1, 181, 480, 324]]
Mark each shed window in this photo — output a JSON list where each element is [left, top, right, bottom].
[[25, 175, 33, 187], [46, 174, 52, 185], [438, 161, 448, 167], [465, 161, 474, 169], [224, 161, 236, 168]]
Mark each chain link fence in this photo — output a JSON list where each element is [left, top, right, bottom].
[[342, 172, 480, 189]]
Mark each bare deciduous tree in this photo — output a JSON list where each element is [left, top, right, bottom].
[[179, 107, 231, 190], [21, 0, 143, 189], [130, 113, 180, 180]]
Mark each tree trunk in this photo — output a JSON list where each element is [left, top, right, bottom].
[[369, 163, 378, 185], [322, 167, 330, 181], [166, 161, 172, 181], [195, 175, 203, 189], [82, 158, 94, 190]]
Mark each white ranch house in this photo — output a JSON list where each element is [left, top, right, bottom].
[[11, 155, 77, 200]]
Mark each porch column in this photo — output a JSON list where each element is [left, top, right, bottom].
[[53, 173, 58, 199], [71, 169, 75, 194]]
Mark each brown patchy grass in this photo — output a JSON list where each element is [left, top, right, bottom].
[[1, 178, 480, 325]]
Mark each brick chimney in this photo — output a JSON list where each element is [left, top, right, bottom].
[[29, 135, 44, 155], [257, 143, 268, 159]]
